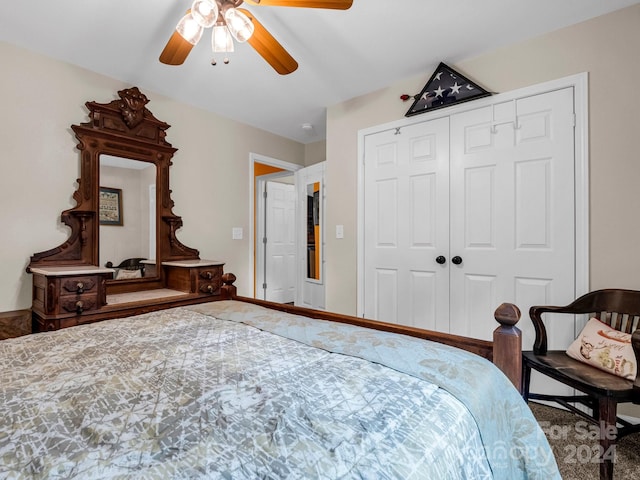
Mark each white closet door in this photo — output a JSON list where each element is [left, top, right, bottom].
[[363, 118, 450, 331], [449, 88, 576, 343]]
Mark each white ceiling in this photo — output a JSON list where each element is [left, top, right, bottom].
[[1, 0, 637, 144]]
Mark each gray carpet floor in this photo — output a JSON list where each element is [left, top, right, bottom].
[[529, 402, 640, 479]]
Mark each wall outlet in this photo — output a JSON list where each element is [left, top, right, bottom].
[[232, 227, 243, 240], [336, 225, 344, 239]]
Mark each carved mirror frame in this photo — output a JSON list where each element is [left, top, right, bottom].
[[28, 87, 199, 291]]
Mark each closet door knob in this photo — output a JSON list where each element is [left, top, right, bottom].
[[451, 256, 463, 265], [435, 256, 446, 265]]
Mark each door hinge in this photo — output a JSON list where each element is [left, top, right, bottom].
[[263, 191, 268, 198], [570, 113, 576, 127], [262, 283, 267, 290], [262, 237, 267, 244]]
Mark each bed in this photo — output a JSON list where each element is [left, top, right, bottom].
[[0, 291, 559, 479]]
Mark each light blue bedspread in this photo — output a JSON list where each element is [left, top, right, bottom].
[[0, 300, 560, 479], [188, 300, 561, 480]]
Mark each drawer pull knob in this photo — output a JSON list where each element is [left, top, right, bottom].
[[76, 282, 85, 293], [206, 285, 214, 293], [205, 272, 213, 280], [75, 301, 84, 314]]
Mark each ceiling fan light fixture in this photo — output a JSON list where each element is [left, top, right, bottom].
[[223, 8, 255, 43], [176, 13, 205, 45], [191, 0, 219, 28], [161, 0, 352, 72], [212, 24, 235, 53]]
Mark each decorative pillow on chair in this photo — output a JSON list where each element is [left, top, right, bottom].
[[566, 318, 637, 380], [115, 268, 143, 280]]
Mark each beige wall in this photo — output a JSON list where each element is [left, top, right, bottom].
[[0, 42, 305, 312], [304, 140, 326, 166], [325, 4, 640, 315], [2, 4, 639, 317]]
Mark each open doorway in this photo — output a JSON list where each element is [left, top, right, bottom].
[[250, 154, 326, 309], [250, 154, 301, 302]]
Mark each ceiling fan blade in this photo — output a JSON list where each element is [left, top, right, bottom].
[[239, 8, 299, 75], [159, 30, 195, 65], [244, 0, 353, 10]]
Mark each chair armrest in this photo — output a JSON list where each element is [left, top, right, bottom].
[[529, 305, 572, 355], [633, 329, 640, 402]]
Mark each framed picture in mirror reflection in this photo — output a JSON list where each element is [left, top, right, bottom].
[[99, 187, 123, 226]]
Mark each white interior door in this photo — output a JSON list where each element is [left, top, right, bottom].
[[263, 180, 296, 303], [363, 118, 450, 330], [449, 88, 576, 344]]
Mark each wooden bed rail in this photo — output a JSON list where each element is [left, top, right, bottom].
[[220, 273, 523, 391]]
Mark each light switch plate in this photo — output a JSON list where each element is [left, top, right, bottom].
[[336, 225, 344, 239], [232, 227, 243, 240]]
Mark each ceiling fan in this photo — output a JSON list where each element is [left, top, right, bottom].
[[159, 0, 353, 74]]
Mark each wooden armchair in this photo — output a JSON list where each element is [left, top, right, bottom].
[[522, 289, 640, 480], [105, 257, 147, 278]]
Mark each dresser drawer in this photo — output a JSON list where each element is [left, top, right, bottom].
[[59, 294, 99, 314], [31, 270, 110, 318], [164, 262, 224, 295], [60, 276, 98, 296], [197, 268, 222, 295]]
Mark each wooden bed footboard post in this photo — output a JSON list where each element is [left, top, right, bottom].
[[221, 273, 237, 299], [493, 303, 523, 393]]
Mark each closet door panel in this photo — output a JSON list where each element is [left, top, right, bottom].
[[449, 104, 508, 339], [375, 178, 398, 247], [449, 88, 576, 342], [373, 268, 398, 323], [363, 118, 450, 331], [460, 273, 497, 341], [514, 88, 577, 352], [464, 165, 496, 248], [514, 158, 550, 248]]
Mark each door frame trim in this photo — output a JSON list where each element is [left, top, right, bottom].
[[295, 161, 327, 309], [356, 72, 589, 317]]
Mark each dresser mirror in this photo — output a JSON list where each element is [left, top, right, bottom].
[[99, 155, 157, 281], [28, 87, 200, 294]]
